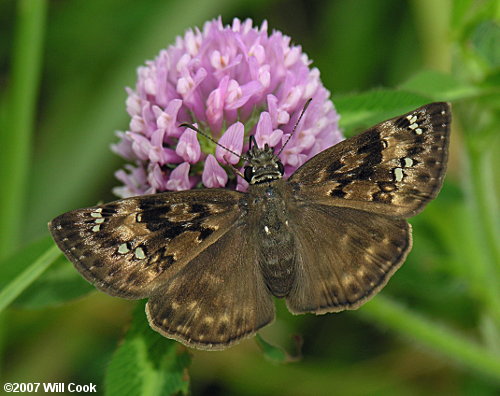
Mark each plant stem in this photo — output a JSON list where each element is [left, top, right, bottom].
[[0, 245, 60, 313], [360, 295, 500, 381], [0, 0, 47, 258], [461, 118, 500, 325]]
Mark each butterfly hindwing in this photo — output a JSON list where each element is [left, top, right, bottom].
[[146, 221, 275, 350], [49, 189, 244, 299], [286, 204, 412, 314], [289, 102, 451, 218]]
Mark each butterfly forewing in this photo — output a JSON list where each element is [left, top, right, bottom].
[[289, 102, 451, 218], [49, 189, 243, 299]]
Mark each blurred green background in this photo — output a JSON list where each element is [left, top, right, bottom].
[[1, 0, 499, 395]]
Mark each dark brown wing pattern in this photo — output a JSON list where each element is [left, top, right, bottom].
[[284, 102, 450, 314], [146, 222, 275, 350], [286, 204, 411, 314], [289, 102, 451, 218], [49, 189, 244, 299]]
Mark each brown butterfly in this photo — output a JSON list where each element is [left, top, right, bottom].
[[49, 102, 450, 350]]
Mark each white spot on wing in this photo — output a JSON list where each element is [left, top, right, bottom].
[[394, 167, 404, 182], [118, 243, 130, 254], [134, 247, 145, 259]]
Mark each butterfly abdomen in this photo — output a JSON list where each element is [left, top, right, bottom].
[[259, 227, 296, 297], [249, 182, 297, 298]]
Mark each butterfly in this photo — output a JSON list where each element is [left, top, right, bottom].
[[49, 102, 450, 350]]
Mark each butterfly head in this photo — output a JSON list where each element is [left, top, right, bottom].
[[243, 136, 284, 184]]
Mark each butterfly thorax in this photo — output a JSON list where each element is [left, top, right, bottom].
[[243, 143, 285, 185], [247, 179, 297, 298]]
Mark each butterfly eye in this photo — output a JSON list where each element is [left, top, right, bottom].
[[244, 166, 254, 182], [277, 161, 285, 175]]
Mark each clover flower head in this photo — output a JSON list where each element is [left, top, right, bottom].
[[112, 17, 342, 196]]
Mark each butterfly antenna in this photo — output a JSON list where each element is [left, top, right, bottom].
[[277, 98, 312, 156], [179, 123, 244, 160]]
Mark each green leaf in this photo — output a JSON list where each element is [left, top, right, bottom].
[[255, 333, 302, 364], [333, 89, 431, 135], [359, 296, 500, 382], [0, 0, 47, 257], [105, 301, 191, 396], [0, 235, 94, 309], [0, 236, 52, 288], [450, 0, 473, 32], [13, 253, 94, 309], [471, 20, 500, 68], [0, 236, 60, 313], [399, 70, 481, 101]]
